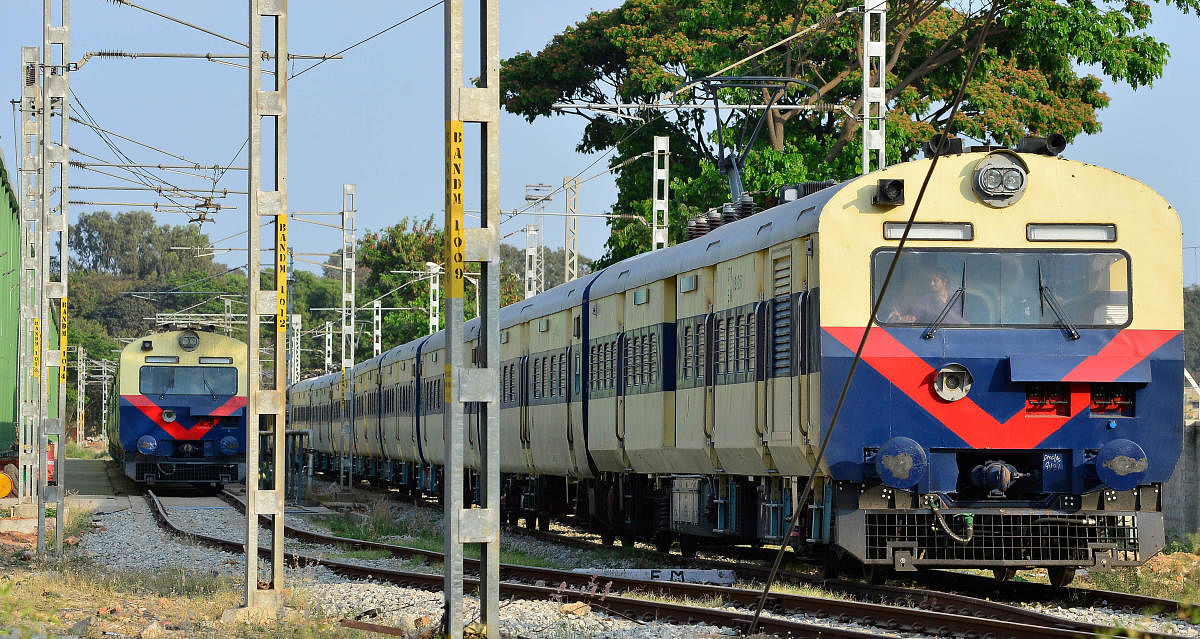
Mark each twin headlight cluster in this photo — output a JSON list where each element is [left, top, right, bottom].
[[136, 434, 240, 455], [971, 151, 1029, 207]]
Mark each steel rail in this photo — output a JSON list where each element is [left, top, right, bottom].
[[145, 491, 884, 638], [212, 490, 1170, 639], [286, 475, 1190, 620]]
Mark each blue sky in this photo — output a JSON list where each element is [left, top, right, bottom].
[[2, 2, 1197, 282]]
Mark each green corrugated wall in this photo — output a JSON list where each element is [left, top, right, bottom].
[[0, 154, 20, 451]]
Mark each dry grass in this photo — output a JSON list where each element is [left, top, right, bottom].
[[767, 580, 855, 601], [619, 587, 729, 609], [0, 553, 377, 638]]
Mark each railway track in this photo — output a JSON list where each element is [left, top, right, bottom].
[[190, 488, 1186, 639], [305, 475, 1187, 618], [509, 515, 1188, 617]]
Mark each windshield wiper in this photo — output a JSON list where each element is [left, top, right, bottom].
[[923, 263, 967, 339], [1038, 261, 1080, 340], [922, 287, 965, 339], [202, 378, 217, 400]]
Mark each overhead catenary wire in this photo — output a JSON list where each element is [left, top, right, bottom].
[[745, 1, 1003, 632], [290, 1, 444, 80], [69, 92, 194, 211], [105, 0, 249, 49], [502, 2, 873, 224]]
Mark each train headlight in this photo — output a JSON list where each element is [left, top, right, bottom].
[[161, 408, 177, 423], [972, 150, 1029, 208], [136, 435, 158, 454], [178, 330, 200, 351], [933, 363, 973, 402], [219, 436, 239, 455]]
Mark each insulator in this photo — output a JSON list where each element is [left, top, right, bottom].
[[706, 207, 723, 230], [720, 202, 738, 225], [737, 193, 757, 219], [686, 218, 700, 240], [693, 215, 709, 238], [24, 64, 35, 87]]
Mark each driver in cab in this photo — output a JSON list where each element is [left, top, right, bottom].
[[887, 267, 964, 324]]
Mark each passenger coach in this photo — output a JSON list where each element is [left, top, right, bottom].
[[292, 140, 1182, 584], [118, 329, 248, 485]]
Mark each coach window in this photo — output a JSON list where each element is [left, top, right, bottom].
[[574, 352, 581, 394], [873, 249, 1130, 328], [608, 341, 616, 390], [716, 319, 726, 377], [649, 332, 658, 386], [641, 334, 648, 387], [558, 353, 566, 397], [139, 366, 238, 396], [681, 325, 692, 380]]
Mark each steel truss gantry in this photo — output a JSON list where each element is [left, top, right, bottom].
[[651, 135, 669, 251], [443, 0, 501, 634], [862, 0, 887, 173], [562, 177, 578, 282]]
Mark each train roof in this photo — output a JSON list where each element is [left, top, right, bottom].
[[290, 181, 842, 385]]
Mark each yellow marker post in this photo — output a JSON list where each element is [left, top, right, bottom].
[[445, 120, 465, 404], [276, 215, 289, 334], [59, 298, 68, 385], [32, 318, 40, 379]]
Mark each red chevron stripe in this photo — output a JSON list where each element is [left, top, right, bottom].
[[826, 327, 1079, 448], [123, 394, 246, 441], [1062, 330, 1178, 382]]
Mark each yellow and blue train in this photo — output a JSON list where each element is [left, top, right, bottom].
[[291, 139, 1181, 585], [118, 329, 248, 485]]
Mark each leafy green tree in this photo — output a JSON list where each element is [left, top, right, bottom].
[[501, 0, 1197, 266], [70, 210, 219, 280], [1184, 286, 1200, 374]]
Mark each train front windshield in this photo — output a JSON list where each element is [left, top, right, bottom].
[[872, 249, 1130, 327], [139, 366, 238, 396]]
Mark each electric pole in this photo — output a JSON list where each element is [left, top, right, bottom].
[[862, 0, 887, 173], [651, 136, 669, 251], [244, 0, 289, 610], [563, 177, 578, 283], [444, 0, 501, 633]]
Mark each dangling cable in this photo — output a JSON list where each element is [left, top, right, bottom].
[[747, 2, 1001, 632]]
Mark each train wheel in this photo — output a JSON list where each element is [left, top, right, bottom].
[[679, 534, 698, 559], [537, 512, 551, 532], [600, 530, 616, 546], [861, 562, 888, 585], [822, 550, 843, 580], [1047, 566, 1077, 588], [523, 514, 537, 530], [992, 567, 1018, 582], [653, 531, 673, 554]]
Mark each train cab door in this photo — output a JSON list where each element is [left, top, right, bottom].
[[615, 331, 630, 470], [803, 236, 820, 446], [702, 311, 721, 471], [564, 345, 580, 475], [767, 244, 795, 447], [519, 355, 533, 470]]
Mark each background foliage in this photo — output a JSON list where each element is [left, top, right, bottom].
[[63, 211, 589, 437]]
